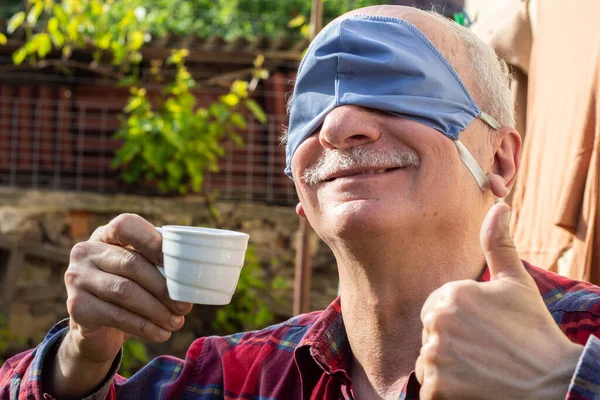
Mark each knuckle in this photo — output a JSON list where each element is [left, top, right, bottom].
[[64, 268, 81, 288], [70, 241, 91, 262], [117, 250, 140, 273], [444, 281, 475, 306], [107, 213, 139, 241], [423, 337, 445, 363], [110, 305, 130, 326], [110, 278, 138, 303], [424, 310, 451, 332], [109, 213, 139, 233], [90, 225, 107, 240], [136, 318, 152, 338]]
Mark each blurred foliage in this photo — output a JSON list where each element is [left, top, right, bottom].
[[139, 0, 384, 41], [0, 0, 23, 20], [0, 313, 26, 364], [212, 245, 288, 334], [120, 337, 149, 378], [1, 0, 269, 194], [112, 51, 268, 194], [0, 0, 384, 42], [200, 192, 288, 334]]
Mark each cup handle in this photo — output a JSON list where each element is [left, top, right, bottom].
[[155, 227, 166, 278]]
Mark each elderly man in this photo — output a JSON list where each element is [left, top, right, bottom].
[[2, 5, 600, 400]]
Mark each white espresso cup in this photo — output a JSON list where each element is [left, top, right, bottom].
[[155, 225, 250, 305]]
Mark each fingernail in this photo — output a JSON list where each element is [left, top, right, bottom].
[[176, 301, 190, 312], [171, 315, 184, 328], [157, 253, 164, 266], [158, 328, 170, 340]]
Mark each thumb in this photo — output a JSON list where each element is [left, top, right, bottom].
[[480, 203, 528, 281]]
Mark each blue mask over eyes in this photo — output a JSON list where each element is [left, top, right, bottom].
[[285, 15, 500, 189]]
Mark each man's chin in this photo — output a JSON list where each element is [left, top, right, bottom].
[[321, 200, 403, 239]]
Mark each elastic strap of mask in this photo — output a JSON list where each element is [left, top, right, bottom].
[[479, 112, 501, 129], [455, 140, 490, 191]]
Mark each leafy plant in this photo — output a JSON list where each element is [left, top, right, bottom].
[[212, 245, 288, 334], [0, 313, 26, 364], [1, 0, 269, 194], [3, 0, 155, 70], [120, 337, 149, 378], [112, 51, 268, 194], [137, 0, 384, 41], [1, 0, 384, 47]]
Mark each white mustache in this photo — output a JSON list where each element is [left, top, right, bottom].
[[301, 147, 420, 185]]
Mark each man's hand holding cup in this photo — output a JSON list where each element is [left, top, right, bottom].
[[48, 213, 248, 398]]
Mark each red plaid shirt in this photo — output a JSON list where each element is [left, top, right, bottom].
[[2, 262, 600, 399]]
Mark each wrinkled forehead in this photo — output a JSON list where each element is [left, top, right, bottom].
[[284, 15, 491, 178]]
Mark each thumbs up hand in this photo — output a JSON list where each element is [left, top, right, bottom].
[[415, 204, 583, 400]]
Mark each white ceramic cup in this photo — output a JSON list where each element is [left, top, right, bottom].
[[155, 226, 250, 305]]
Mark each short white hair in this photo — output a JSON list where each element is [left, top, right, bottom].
[[281, 12, 515, 145], [426, 11, 515, 128]]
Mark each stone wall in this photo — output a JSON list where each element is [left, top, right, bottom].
[[0, 187, 338, 361]]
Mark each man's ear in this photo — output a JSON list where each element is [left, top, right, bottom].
[[486, 126, 522, 199], [296, 202, 307, 218]]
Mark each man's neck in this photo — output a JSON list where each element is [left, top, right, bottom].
[[334, 237, 485, 399]]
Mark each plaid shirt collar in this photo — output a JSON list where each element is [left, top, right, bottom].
[[295, 297, 352, 381]]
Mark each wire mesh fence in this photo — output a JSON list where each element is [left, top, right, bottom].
[[0, 74, 298, 206]]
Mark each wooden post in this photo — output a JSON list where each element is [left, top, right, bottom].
[[293, 0, 323, 316], [310, 0, 324, 38], [293, 218, 312, 315]]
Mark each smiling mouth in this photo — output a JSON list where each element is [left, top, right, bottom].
[[323, 167, 403, 182]]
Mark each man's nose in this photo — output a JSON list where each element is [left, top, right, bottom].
[[319, 105, 381, 150]]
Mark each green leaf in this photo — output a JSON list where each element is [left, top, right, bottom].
[[117, 76, 139, 88], [47, 17, 59, 34], [128, 31, 145, 50], [27, 2, 44, 25], [245, 99, 267, 124], [12, 48, 27, 65], [37, 34, 52, 57], [230, 132, 243, 147], [253, 54, 265, 68], [300, 24, 310, 38], [53, 5, 67, 25], [256, 69, 269, 80], [114, 142, 140, 164], [7, 12, 25, 35], [209, 103, 229, 122], [91, 0, 104, 16], [0, 34, 7, 45], [231, 81, 248, 98], [125, 97, 144, 113], [288, 15, 306, 28], [165, 161, 184, 181], [66, 20, 79, 41], [230, 113, 247, 129], [97, 33, 112, 50], [220, 93, 239, 107]]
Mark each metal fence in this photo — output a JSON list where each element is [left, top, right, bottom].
[[0, 75, 298, 206]]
